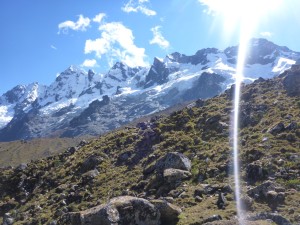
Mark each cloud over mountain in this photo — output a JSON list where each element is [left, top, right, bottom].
[[84, 22, 148, 67], [150, 26, 170, 50]]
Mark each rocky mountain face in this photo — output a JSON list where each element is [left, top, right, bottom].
[[0, 38, 299, 141], [0, 67, 299, 224]]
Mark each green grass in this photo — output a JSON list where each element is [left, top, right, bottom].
[[0, 76, 299, 224]]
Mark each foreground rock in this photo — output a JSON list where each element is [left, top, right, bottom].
[[59, 196, 182, 225], [247, 181, 285, 209], [150, 199, 182, 225], [246, 212, 292, 225]]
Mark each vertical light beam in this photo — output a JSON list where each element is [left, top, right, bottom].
[[233, 27, 252, 224], [233, 38, 246, 224]]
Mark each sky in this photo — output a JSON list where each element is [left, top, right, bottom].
[[1, 0, 300, 95]]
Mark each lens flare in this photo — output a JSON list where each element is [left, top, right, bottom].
[[199, 0, 283, 223]]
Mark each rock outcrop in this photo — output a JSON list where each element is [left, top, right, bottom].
[[59, 196, 182, 225], [282, 64, 300, 96]]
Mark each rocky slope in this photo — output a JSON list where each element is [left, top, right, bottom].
[[0, 66, 299, 224], [0, 38, 299, 141]]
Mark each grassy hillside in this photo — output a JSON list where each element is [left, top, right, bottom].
[[0, 138, 84, 167], [0, 71, 299, 224]]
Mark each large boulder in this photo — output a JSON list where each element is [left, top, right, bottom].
[[163, 168, 191, 184], [246, 212, 292, 225], [246, 162, 267, 184], [59, 196, 160, 225], [247, 181, 285, 208], [155, 152, 191, 174], [150, 199, 182, 225]]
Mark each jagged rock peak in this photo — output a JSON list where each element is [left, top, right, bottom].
[[1, 82, 40, 104], [195, 47, 219, 55], [167, 52, 185, 61], [249, 38, 289, 51], [111, 61, 128, 70], [87, 69, 95, 82], [153, 57, 164, 65], [58, 65, 85, 76]]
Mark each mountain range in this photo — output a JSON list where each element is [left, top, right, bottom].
[[0, 38, 299, 141], [0, 64, 299, 224]]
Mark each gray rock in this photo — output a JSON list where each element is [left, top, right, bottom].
[[16, 163, 27, 172], [154, 168, 192, 195], [59, 196, 160, 225], [216, 192, 226, 209], [221, 184, 233, 194], [2, 213, 14, 225], [285, 121, 298, 130], [81, 155, 103, 173], [247, 181, 286, 207], [246, 162, 267, 183], [47, 220, 57, 225], [66, 146, 78, 155], [163, 168, 192, 185], [268, 122, 285, 135], [156, 152, 191, 174], [150, 199, 182, 225], [240, 195, 254, 210], [247, 212, 292, 225], [203, 215, 222, 223], [195, 196, 203, 202], [283, 65, 300, 96], [82, 169, 99, 183]]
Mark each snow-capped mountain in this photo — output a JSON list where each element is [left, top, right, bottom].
[[0, 38, 299, 141]]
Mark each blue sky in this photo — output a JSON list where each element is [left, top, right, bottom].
[[1, 0, 300, 95]]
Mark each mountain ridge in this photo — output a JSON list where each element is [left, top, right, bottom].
[[0, 38, 299, 141], [0, 67, 299, 224]]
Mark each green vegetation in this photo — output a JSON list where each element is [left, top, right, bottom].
[[0, 76, 299, 224]]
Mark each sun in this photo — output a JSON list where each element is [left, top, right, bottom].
[[200, 0, 283, 40], [200, 0, 284, 223]]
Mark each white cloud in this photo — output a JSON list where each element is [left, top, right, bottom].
[[58, 15, 91, 34], [260, 31, 273, 38], [81, 59, 98, 68], [84, 22, 148, 68], [149, 26, 170, 49], [50, 45, 57, 50], [93, 13, 106, 23], [122, 0, 156, 16]]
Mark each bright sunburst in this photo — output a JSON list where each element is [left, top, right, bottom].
[[200, 0, 283, 224], [200, 0, 283, 38]]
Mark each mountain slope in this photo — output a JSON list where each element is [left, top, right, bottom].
[[0, 38, 299, 141], [0, 137, 84, 167], [0, 65, 299, 224]]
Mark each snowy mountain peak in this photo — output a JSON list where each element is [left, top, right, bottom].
[[0, 82, 40, 105], [1, 39, 300, 140], [111, 61, 128, 70], [56, 65, 86, 80], [0, 82, 43, 129]]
